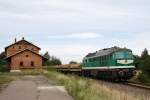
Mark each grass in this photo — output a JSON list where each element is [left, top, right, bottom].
[[0, 74, 14, 85], [20, 69, 44, 75], [44, 69, 145, 100], [0, 69, 44, 87], [0, 73, 16, 92]]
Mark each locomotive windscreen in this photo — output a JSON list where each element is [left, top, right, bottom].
[[114, 51, 133, 59]]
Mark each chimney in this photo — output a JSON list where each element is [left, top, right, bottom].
[[22, 37, 24, 40], [14, 38, 17, 43]]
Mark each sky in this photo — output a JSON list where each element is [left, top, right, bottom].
[[0, 0, 150, 63]]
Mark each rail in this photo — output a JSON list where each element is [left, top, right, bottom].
[[123, 82, 150, 90]]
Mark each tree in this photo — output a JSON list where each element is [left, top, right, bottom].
[[141, 48, 149, 59], [0, 51, 7, 72], [43, 51, 50, 60], [43, 52, 62, 66], [0, 51, 6, 65], [133, 55, 140, 69], [50, 58, 62, 65], [136, 49, 150, 83], [139, 56, 150, 74], [138, 56, 150, 83]]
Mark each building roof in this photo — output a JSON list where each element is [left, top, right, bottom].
[[5, 39, 41, 50], [85, 46, 131, 58], [6, 49, 47, 61]]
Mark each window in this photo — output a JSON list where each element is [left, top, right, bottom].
[[85, 59, 88, 63], [20, 61, 23, 66], [31, 61, 34, 66], [115, 52, 124, 59], [19, 46, 21, 49], [115, 51, 133, 59], [125, 52, 133, 59]]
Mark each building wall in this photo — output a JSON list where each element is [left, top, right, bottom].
[[10, 51, 42, 70], [6, 41, 39, 57]]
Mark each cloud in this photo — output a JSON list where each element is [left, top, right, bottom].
[[0, 0, 150, 64], [127, 32, 150, 55], [48, 32, 101, 39]]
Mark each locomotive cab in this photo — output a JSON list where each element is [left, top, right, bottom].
[[112, 50, 136, 81], [113, 51, 134, 66]]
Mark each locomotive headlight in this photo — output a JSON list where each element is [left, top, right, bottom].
[[117, 60, 133, 64]]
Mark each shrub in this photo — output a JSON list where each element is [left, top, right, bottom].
[[138, 72, 150, 83]]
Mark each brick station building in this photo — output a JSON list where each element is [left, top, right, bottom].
[[5, 37, 47, 71]]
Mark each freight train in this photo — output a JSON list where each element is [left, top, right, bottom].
[[57, 46, 136, 82]]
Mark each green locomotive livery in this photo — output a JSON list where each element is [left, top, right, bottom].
[[82, 46, 136, 81]]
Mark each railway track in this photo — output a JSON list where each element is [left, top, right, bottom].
[[58, 68, 150, 91], [96, 79, 150, 91], [123, 82, 150, 90]]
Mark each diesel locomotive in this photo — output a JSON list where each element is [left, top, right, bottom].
[[82, 46, 136, 81]]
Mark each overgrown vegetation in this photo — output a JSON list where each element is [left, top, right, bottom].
[[45, 69, 144, 100]]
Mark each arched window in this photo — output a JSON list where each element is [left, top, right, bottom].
[[20, 61, 23, 66], [31, 61, 34, 66]]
